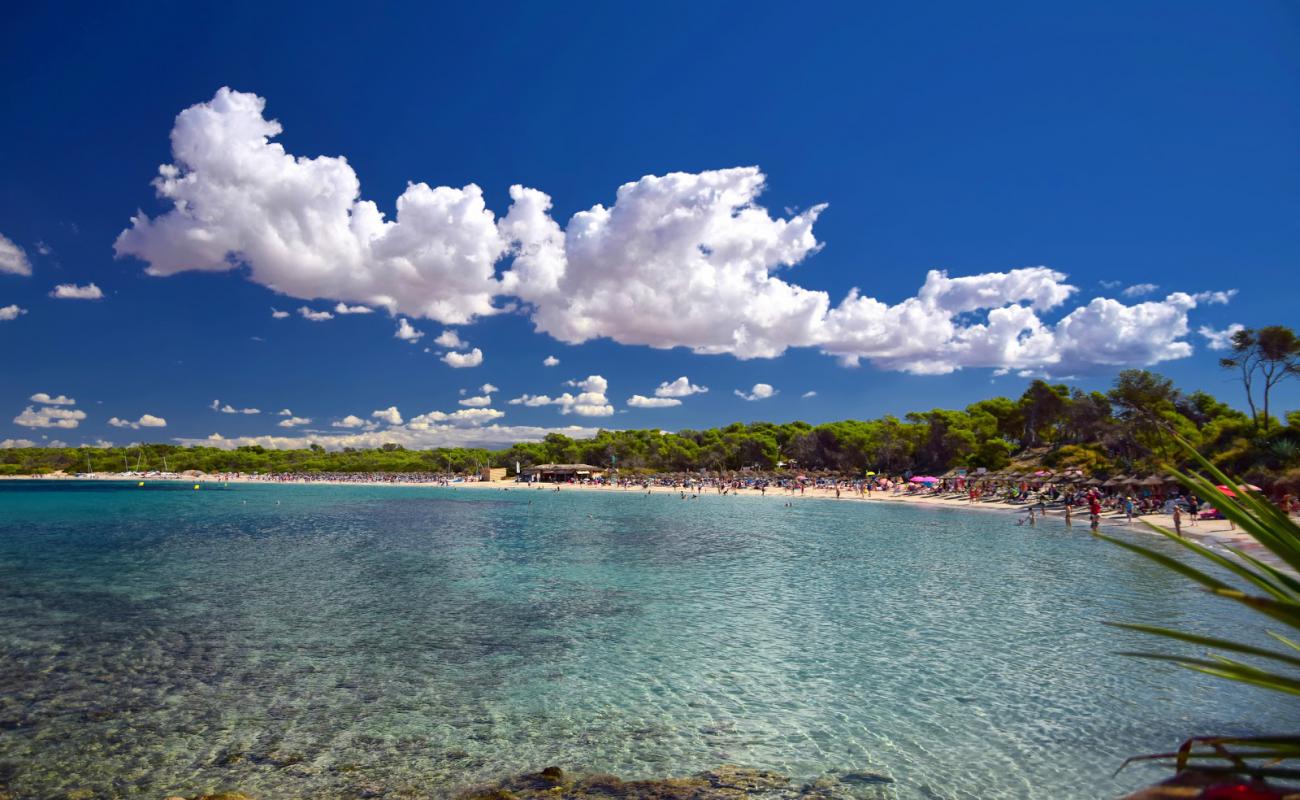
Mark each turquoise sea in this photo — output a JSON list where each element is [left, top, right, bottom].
[[0, 480, 1290, 799]]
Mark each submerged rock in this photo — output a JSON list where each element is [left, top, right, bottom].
[[456, 765, 793, 800]]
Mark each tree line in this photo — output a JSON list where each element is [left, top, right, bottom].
[[3, 325, 1298, 493]]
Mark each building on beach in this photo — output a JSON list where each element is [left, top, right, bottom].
[[520, 463, 603, 482]]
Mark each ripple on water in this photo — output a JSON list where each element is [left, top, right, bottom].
[[0, 481, 1289, 799]]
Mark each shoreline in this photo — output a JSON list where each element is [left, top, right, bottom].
[[3, 471, 1270, 557]]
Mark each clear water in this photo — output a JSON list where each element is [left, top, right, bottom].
[[0, 481, 1290, 799]]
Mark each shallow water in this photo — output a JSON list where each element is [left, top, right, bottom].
[[0, 480, 1289, 799]]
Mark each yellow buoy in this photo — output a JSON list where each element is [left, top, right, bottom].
[[138, 481, 144, 487], [194, 484, 200, 490]]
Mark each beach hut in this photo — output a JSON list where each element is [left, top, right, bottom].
[[521, 463, 603, 482]]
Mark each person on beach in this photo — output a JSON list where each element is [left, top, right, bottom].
[[1089, 496, 1102, 531], [1064, 503, 1073, 526], [1187, 495, 1199, 525], [1123, 495, 1136, 523], [1172, 505, 1183, 537]]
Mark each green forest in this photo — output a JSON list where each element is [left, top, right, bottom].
[[4, 327, 1299, 491]]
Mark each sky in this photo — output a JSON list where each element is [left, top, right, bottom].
[[1, 1, 1297, 450]]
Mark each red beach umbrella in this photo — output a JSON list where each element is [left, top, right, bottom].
[[1215, 484, 1238, 498]]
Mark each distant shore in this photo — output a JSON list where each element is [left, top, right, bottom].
[[3, 471, 1269, 557]]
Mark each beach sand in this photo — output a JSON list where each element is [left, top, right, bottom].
[[7, 471, 1270, 558]]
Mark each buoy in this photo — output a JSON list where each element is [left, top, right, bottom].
[[193, 484, 200, 490], [138, 481, 144, 487]]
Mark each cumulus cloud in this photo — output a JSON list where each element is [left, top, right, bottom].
[[115, 87, 506, 325], [371, 406, 403, 425], [801, 390, 817, 398], [735, 383, 776, 401], [1199, 323, 1246, 351], [442, 347, 484, 368], [271, 308, 290, 319], [434, 329, 464, 348], [1122, 283, 1159, 298], [334, 302, 373, 314], [654, 376, 708, 398], [179, 422, 600, 451], [508, 375, 613, 416], [0, 438, 37, 448], [395, 318, 424, 342], [480, 383, 498, 394], [50, 283, 103, 300], [14, 405, 86, 429], [278, 415, 311, 428], [211, 399, 259, 414], [299, 306, 333, 321], [31, 393, 75, 405], [459, 395, 492, 407], [408, 407, 505, 427], [543, 355, 559, 367], [0, 305, 27, 321], [1195, 289, 1237, 305], [628, 395, 681, 408], [332, 414, 367, 428], [0, 234, 32, 276], [108, 414, 167, 429], [277, 409, 293, 416], [115, 88, 1238, 376]]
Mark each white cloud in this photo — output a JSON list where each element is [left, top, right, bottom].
[[298, 306, 333, 321], [277, 408, 293, 416], [735, 383, 776, 401], [371, 406, 403, 425], [1, 438, 37, 448], [1099, 280, 1122, 289], [654, 376, 708, 398], [434, 329, 465, 348], [278, 416, 311, 428], [542, 355, 559, 367], [224, 405, 259, 414], [108, 414, 167, 429], [508, 375, 612, 416], [35, 242, 52, 256], [30, 393, 75, 406], [332, 414, 366, 428], [395, 318, 424, 342], [442, 347, 484, 368], [112, 89, 1237, 377], [14, 405, 86, 429], [1122, 283, 1159, 298], [1199, 323, 1246, 351], [408, 407, 505, 427], [458, 395, 492, 407], [50, 282, 103, 300], [1194, 289, 1237, 305], [334, 302, 373, 314], [179, 422, 600, 451], [0, 305, 27, 321], [628, 395, 682, 408], [0, 234, 32, 276], [115, 87, 507, 325], [801, 390, 817, 398], [271, 308, 290, 319]]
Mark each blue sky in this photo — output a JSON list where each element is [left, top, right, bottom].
[[1, 1, 1297, 449]]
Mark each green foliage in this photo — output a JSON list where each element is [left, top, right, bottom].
[[1, 371, 1295, 482], [1098, 440, 1300, 782]]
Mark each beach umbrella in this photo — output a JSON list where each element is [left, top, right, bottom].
[[1242, 483, 1263, 492], [865, 471, 876, 476], [1215, 484, 1238, 498], [909, 475, 939, 484], [1102, 475, 1128, 487], [1138, 475, 1165, 486]]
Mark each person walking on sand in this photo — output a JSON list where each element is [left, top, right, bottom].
[[1187, 495, 1199, 526], [1172, 504, 1183, 537], [1123, 495, 1136, 523]]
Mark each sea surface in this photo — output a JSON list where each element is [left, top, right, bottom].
[[0, 480, 1290, 799]]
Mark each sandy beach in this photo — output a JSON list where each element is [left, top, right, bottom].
[[5, 471, 1270, 558]]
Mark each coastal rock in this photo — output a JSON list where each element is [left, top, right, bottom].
[[456, 765, 792, 800]]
